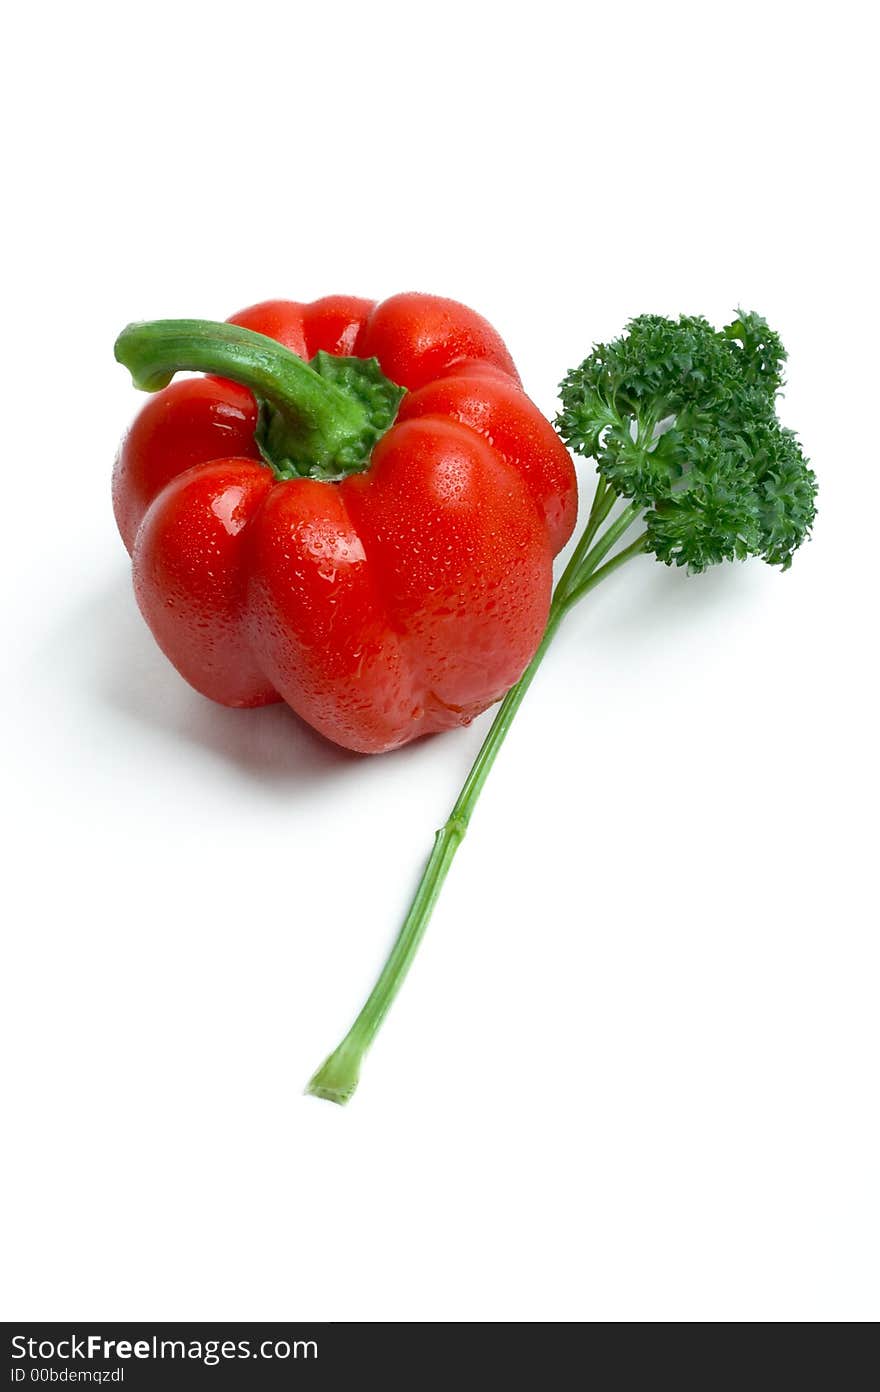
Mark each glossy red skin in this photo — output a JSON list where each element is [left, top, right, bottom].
[[113, 294, 578, 753]]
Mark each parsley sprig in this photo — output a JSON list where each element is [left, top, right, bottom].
[[308, 311, 817, 1104]]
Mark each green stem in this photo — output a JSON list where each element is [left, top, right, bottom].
[[560, 499, 643, 597], [557, 532, 648, 611], [307, 497, 646, 1104], [117, 318, 363, 430], [306, 610, 565, 1104], [115, 319, 404, 478], [554, 475, 615, 599]]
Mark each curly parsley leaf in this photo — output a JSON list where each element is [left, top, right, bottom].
[[556, 311, 816, 572]]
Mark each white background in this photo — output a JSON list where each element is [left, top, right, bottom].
[[2, 0, 876, 1323]]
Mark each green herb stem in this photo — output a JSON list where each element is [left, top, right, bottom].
[[306, 493, 645, 1104], [559, 531, 648, 611], [554, 475, 615, 597], [557, 500, 644, 602]]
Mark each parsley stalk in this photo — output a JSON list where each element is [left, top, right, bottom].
[[306, 515, 643, 1104]]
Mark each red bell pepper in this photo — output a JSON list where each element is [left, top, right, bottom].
[[114, 294, 577, 753]]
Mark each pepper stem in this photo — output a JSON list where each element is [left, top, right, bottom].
[[115, 319, 405, 480]]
